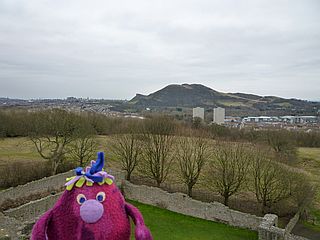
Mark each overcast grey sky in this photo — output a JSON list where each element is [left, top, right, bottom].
[[0, 0, 319, 100]]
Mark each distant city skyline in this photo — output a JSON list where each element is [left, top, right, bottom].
[[0, 0, 319, 101]]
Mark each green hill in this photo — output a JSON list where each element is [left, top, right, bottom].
[[129, 84, 320, 116]]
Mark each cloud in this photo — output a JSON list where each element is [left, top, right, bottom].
[[0, 0, 319, 100]]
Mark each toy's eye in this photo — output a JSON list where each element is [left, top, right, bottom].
[[96, 192, 106, 202], [76, 194, 87, 205]]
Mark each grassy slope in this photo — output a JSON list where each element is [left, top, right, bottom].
[[0, 136, 119, 167], [295, 148, 320, 231], [296, 148, 320, 205], [0, 137, 42, 163], [129, 200, 258, 240], [0, 136, 122, 189]]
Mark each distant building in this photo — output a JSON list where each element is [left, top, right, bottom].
[[243, 116, 279, 123], [193, 107, 204, 120], [213, 107, 225, 125], [280, 116, 318, 124], [242, 115, 317, 124]]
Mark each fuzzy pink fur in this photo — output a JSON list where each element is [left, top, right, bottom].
[[31, 183, 152, 240]]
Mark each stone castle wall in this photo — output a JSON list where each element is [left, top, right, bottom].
[[0, 170, 74, 208], [4, 193, 63, 222], [123, 181, 262, 231], [258, 214, 308, 240]]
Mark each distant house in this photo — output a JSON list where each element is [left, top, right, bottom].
[[213, 107, 225, 125], [280, 116, 318, 124], [193, 107, 204, 120], [242, 116, 279, 123]]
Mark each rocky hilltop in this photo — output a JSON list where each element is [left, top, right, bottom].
[[129, 84, 320, 116]]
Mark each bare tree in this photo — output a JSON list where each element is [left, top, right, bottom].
[[252, 148, 292, 213], [139, 116, 175, 187], [68, 125, 98, 167], [265, 130, 297, 161], [291, 172, 316, 212], [110, 133, 141, 181], [208, 142, 251, 206], [176, 136, 210, 197], [29, 109, 79, 175]]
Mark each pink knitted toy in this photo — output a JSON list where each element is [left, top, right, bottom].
[[31, 152, 153, 240]]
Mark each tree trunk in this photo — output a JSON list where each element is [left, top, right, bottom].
[[224, 194, 229, 206], [187, 185, 193, 197], [126, 171, 131, 181], [51, 160, 58, 175], [262, 201, 268, 214]]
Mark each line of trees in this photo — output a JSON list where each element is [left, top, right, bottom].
[[109, 116, 314, 214], [1, 109, 320, 148], [27, 109, 98, 174]]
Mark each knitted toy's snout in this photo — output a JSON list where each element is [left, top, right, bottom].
[[80, 199, 104, 223]]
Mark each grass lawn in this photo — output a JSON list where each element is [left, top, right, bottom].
[[0, 137, 42, 163], [0, 136, 123, 188], [0, 136, 119, 167], [296, 148, 320, 232], [297, 148, 320, 173], [129, 200, 258, 240], [296, 148, 320, 205]]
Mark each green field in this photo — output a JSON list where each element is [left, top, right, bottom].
[[0, 137, 42, 162], [0, 136, 121, 167], [295, 148, 320, 231], [296, 148, 320, 206], [297, 148, 320, 173], [130, 200, 258, 240]]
